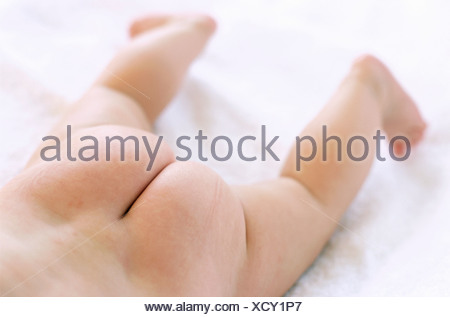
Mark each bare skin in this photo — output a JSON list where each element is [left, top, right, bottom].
[[0, 14, 426, 296]]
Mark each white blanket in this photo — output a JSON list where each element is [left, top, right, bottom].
[[1, 0, 449, 296]]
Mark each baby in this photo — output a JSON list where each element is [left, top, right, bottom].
[[0, 14, 426, 296]]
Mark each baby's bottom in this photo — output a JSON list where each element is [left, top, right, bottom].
[[0, 14, 426, 296]]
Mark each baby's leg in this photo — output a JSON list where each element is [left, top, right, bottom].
[[27, 14, 216, 166], [235, 55, 426, 295], [0, 15, 221, 296]]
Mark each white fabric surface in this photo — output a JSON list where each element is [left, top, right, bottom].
[[0, 0, 449, 296]]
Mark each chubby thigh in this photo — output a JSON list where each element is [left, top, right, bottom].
[[2, 126, 248, 295], [121, 161, 247, 296]]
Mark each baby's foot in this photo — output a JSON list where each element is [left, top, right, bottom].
[[95, 13, 217, 124], [129, 13, 217, 38], [353, 55, 427, 156]]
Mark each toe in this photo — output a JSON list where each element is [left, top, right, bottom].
[[187, 14, 217, 33], [129, 14, 217, 38], [393, 140, 407, 157], [128, 14, 170, 38], [409, 124, 427, 145]]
